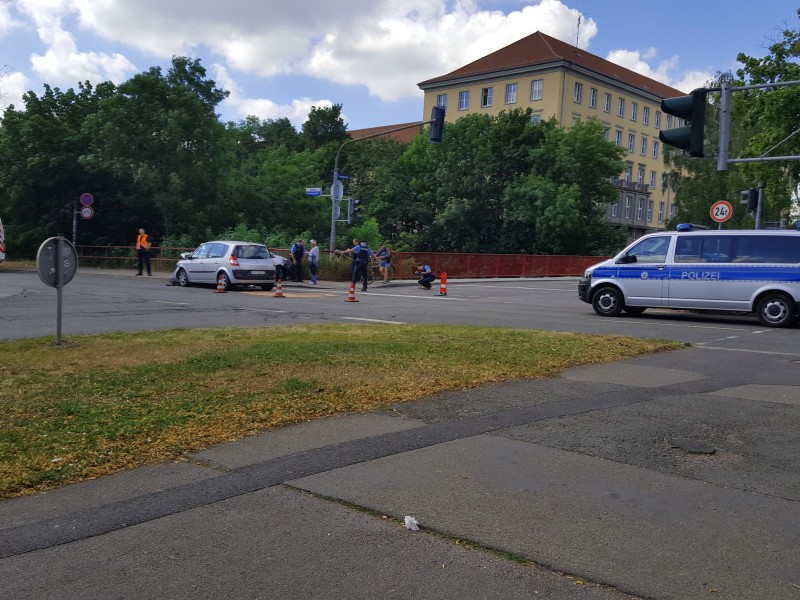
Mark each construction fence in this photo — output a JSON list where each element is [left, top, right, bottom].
[[74, 245, 607, 280]]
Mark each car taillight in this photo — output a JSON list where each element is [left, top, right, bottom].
[[229, 256, 239, 266]]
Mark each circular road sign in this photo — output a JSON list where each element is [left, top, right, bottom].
[[80, 206, 94, 219], [37, 236, 78, 288], [710, 200, 733, 223], [80, 192, 94, 206]]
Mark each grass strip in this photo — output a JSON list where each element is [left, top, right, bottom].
[[0, 323, 680, 498]]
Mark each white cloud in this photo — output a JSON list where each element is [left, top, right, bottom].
[[606, 48, 714, 94], [0, 69, 33, 111]]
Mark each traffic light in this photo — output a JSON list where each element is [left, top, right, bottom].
[[740, 188, 758, 211], [429, 106, 445, 143], [347, 198, 360, 224], [659, 88, 707, 157]]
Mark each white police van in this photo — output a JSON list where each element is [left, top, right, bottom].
[[578, 225, 800, 327]]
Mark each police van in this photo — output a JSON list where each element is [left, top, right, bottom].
[[578, 226, 800, 328]]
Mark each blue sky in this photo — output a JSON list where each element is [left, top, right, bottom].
[[1, 1, 798, 131]]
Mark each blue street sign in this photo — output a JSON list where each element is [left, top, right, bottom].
[[337, 174, 350, 180], [305, 187, 322, 196]]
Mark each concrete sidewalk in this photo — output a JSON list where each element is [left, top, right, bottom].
[[1, 346, 799, 599]]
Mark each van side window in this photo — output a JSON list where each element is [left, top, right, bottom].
[[733, 236, 800, 263], [625, 236, 669, 263], [675, 236, 731, 263]]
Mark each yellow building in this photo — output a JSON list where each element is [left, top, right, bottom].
[[418, 31, 686, 238]]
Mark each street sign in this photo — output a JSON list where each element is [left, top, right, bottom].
[[80, 206, 94, 219], [37, 237, 78, 287], [331, 180, 344, 202], [710, 200, 733, 223], [80, 192, 94, 206], [336, 174, 350, 180], [305, 187, 322, 196]]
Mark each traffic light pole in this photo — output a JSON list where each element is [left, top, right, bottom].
[[717, 80, 800, 171], [328, 111, 444, 251]]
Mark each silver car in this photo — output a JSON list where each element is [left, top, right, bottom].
[[172, 241, 276, 291]]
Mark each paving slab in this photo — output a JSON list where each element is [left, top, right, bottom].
[[290, 435, 800, 600]]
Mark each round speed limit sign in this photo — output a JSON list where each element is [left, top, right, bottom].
[[710, 200, 733, 223]]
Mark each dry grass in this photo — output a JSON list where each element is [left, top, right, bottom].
[[0, 323, 680, 497]]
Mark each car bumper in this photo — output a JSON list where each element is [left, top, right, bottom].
[[578, 278, 591, 303]]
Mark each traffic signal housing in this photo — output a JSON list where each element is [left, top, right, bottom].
[[347, 198, 360, 224], [659, 88, 707, 157], [429, 106, 445, 143], [741, 188, 758, 212]]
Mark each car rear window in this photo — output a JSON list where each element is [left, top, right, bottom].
[[236, 245, 270, 260]]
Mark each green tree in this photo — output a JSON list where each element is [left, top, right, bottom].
[[301, 104, 349, 150]]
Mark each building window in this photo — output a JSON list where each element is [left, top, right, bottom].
[[436, 94, 447, 108], [458, 91, 470, 110], [531, 113, 542, 123], [590, 88, 597, 108], [604, 93, 611, 113], [642, 106, 650, 125], [574, 82, 583, 103], [666, 115, 673, 129], [637, 166, 645, 185], [631, 102, 638, 121], [530, 79, 543, 101], [640, 137, 647, 156], [624, 195, 632, 218], [611, 202, 619, 217], [650, 170, 657, 189], [603, 127, 610, 140], [505, 83, 518, 104], [481, 87, 493, 108], [655, 111, 662, 128], [615, 130, 623, 146], [652, 140, 659, 159], [670, 204, 676, 219], [618, 98, 625, 118], [628, 133, 635, 153], [647, 200, 654, 222], [624, 164, 632, 183], [572, 115, 580, 125], [658, 201, 665, 223], [661, 173, 668, 192], [637, 198, 645, 220]]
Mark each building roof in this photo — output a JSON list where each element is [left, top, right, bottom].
[[347, 122, 423, 144], [418, 31, 684, 99]]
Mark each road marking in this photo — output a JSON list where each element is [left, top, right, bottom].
[[694, 345, 800, 357], [615, 319, 751, 332], [359, 292, 461, 301], [150, 300, 191, 306], [341, 317, 407, 324]]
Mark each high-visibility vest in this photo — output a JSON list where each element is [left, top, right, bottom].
[[137, 234, 150, 250]]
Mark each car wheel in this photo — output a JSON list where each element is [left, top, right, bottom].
[[261, 283, 274, 291], [176, 268, 189, 287], [217, 271, 231, 291], [756, 292, 796, 327], [623, 306, 647, 315], [592, 286, 623, 317]]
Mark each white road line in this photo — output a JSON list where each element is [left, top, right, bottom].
[[150, 301, 191, 306], [357, 292, 461, 301], [341, 317, 407, 324], [694, 345, 800, 357]]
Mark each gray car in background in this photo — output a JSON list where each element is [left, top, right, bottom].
[[172, 241, 276, 291]]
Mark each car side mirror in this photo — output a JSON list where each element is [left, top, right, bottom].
[[618, 254, 637, 264]]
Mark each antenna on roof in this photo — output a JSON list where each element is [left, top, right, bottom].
[[575, 15, 581, 47]]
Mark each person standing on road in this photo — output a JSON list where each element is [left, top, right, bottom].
[[338, 238, 360, 282], [416, 263, 435, 290], [353, 241, 373, 291], [290, 238, 306, 282], [376, 242, 392, 283], [136, 228, 151, 276], [308, 239, 320, 285]]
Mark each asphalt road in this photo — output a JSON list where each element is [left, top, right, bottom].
[[3, 268, 799, 356]]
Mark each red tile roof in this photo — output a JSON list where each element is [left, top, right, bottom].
[[418, 31, 684, 99], [348, 122, 423, 144]]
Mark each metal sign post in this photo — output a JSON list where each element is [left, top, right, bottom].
[[37, 236, 78, 345]]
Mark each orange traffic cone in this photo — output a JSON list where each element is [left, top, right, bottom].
[[344, 282, 359, 303], [438, 272, 448, 296], [215, 275, 226, 293], [274, 279, 285, 298]]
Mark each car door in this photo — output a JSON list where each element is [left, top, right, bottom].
[[184, 243, 211, 282], [615, 235, 672, 307], [204, 243, 229, 283]]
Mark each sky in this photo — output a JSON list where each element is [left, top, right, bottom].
[[1, 0, 798, 131]]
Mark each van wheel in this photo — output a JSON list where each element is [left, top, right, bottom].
[[756, 293, 796, 327], [592, 286, 623, 317], [623, 306, 647, 315]]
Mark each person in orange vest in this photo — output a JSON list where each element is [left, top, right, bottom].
[[136, 228, 151, 276]]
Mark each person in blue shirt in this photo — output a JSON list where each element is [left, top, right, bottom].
[[376, 242, 392, 283], [416, 264, 435, 290], [352, 241, 373, 291], [290, 238, 306, 282]]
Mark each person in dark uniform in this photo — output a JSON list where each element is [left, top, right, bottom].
[[290, 238, 306, 282], [352, 241, 373, 291], [416, 264, 435, 290]]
